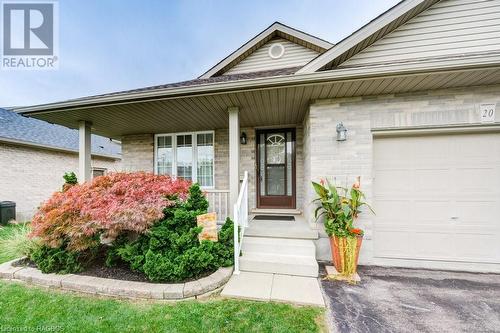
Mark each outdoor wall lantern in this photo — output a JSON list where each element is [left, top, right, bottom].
[[336, 122, 347, 141], [240, 132, 247, 145]]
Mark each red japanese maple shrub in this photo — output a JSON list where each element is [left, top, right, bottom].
[[31, 172, 191, 251]]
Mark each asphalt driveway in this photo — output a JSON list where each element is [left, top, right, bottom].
[[320, 264, 500, 333]]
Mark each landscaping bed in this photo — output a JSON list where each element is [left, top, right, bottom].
[[1, 259, 233, 300], [13, 254, 216, 283], [1, 172, 236, 286]]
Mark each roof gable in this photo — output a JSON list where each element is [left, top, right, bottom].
[[199, 22, 332, 78], [223, 38, 319, 75], [296, 0, 440, 73], [339, 0, 500, 68]]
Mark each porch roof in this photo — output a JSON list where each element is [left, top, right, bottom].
[[16, 56, 500, 139]]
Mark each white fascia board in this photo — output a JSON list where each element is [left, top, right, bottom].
[[296, 0, 429, 74], [16, 54, 500, 116]]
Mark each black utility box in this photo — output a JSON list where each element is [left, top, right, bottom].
[[0, 201, 16, 224]]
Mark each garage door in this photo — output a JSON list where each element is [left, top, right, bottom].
[[373, 132, 500, 272]]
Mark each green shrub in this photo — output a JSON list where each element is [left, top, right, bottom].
[[0, 223, 38, 263], [29, 245, 85, 274], [109, 184, 234, 282], [63, 172, 78, 185]]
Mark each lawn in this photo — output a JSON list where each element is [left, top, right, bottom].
[[0, 225, 325, 332], [0, 222, 29, 263], [0, 282, 324, 333]]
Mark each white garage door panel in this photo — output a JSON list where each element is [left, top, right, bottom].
[[374, 133, 500, 272]]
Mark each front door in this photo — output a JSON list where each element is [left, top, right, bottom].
[[256, 128, 296, 209]]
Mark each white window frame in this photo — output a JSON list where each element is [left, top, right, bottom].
[[154, 130, 215, 189], [92, 167, 107, 179]]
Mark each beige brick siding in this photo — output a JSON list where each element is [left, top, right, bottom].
[[239, 128, 256, 209], [0, 143, 120, 221], [121, 134, 154, 172], [304, 84, 500, 261], [214, 129, 229, 191]]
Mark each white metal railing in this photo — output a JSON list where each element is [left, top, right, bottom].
[[205, 189, 230, 224], [233, 171, 249, 274]]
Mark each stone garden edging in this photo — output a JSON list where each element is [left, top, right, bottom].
[[0, 259, 233, 300]]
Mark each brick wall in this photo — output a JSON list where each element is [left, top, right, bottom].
[[304, 84, 500, 261], [0, 143, 120, 221], [121, 134, 154, 172]]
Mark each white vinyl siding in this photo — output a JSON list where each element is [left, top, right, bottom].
[[154, 131, 215, 188], [341, 0, 500, 67], [224, 38, 319, 75]]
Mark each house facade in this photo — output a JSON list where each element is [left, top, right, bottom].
[[18, 0, 500, 274], [0, 108, 121, 221]]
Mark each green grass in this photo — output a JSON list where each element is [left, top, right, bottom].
[[0, 223, 31, 264], [0, 225, 325, 332], [0, 281, 324, 332]]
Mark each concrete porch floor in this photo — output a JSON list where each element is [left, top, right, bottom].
[[221, 271, 325, 307]]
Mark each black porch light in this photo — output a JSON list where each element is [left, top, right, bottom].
[[240, 132, 247, 145], [336, 122, 347, 141]]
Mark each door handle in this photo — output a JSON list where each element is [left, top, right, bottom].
[[450, 216, 459, 220]]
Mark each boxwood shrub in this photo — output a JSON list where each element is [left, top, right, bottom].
[[108, 184, 234, 282]]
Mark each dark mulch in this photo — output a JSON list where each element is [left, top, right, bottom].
[[78, 256, 153, 282], [12, 257, 36, 268], [12, 256, 215, 284]]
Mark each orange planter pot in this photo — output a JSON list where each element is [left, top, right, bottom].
[[330, 235, 363, 274]]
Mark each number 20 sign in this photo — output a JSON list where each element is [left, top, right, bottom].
[[480, 103, 496, 123]]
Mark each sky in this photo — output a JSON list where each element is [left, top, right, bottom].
[[0, 0, 401, 107]]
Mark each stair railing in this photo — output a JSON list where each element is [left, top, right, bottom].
[[233, 171, 249, 275]]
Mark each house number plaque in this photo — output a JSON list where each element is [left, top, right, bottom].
[[479, 103, 496, 123]]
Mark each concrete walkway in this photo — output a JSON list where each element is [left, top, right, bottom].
[[221, 271, 325, 307]]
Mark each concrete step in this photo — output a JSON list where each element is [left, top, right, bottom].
[[242, 237, 316, 257], [251, 208, 302, 215], [239, 253, 319, 277], [245, 221, 319, 240]]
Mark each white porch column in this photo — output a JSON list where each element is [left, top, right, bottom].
[[228, 107, 240, 215], [78, 120, 92, 183]]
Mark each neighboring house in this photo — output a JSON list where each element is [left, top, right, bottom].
[[0, 108, 121, 221], [17, 0, 500, 274]]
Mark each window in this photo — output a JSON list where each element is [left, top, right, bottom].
[[92, 168, 107, 178], [155, 131, 214, 188], [197, 133, 214, 187], [176, 134, 192, 180]]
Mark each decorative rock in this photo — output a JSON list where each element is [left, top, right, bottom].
[[197, 274, 221, 294], [183, 280, 203, 298], [325, 265, 361, 283], [61, 275, 107, 294], [162, 283, 184, 300], [1, 259, 233, 300], [14, 267, 68, 288], [108, 280, 153, 298], [0, 259, 24, 279]]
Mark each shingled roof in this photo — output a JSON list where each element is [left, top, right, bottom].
[[0, 108, 121, 158], [67, 66, 301, 102]]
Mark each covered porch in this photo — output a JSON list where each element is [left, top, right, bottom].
[[19, 64, 500, 222], [17, 64, 500, 275]]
